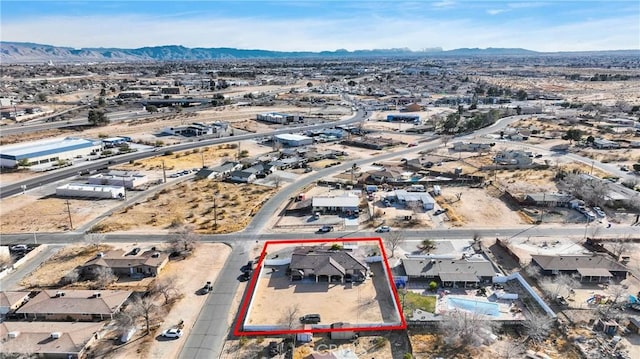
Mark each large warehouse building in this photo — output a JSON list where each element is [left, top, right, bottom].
[[0, 137, 102, 168]]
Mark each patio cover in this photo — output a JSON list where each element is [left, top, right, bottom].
[[439, 272, 479, 282], [577, 267, 613, 277]]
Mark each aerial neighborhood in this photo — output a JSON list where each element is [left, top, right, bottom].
[[1, 15, 640, 359]]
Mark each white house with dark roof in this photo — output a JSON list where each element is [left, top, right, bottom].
[[530, 254, 629, 282], [402, 258, 497, 287], [289, 246, 369, 283]]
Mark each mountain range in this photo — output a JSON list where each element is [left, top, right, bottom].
[[1, 42, 638, 64]]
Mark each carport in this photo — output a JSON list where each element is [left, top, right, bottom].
[[577, 267, 613, 283], [439, 272, 480, 288]]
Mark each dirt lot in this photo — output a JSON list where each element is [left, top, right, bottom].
[[244, 243, 400, 328], [435, 186, 528, 228], [92, 180, 276, 234]]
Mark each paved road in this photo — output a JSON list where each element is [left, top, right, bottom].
[[178, 243, 249, 359], [0, 244, 64, 290], [0, 109, 366, 199]]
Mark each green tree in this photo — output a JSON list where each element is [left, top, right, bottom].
[[633, 163, 640, 172], [145, 105, 158, 113], [306, 81, 313, 87], [100, 88, 107, 96], [88, 109, 109, 126], [586, 135, 595, 144], [419, 239, 436, 252], [97, 97, 106, 107], [563, 128, 583, 144], [442, 113, 460, 134], [516, 89, 528, 101], [37, 93, 47, 101]]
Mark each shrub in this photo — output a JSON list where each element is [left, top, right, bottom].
[[429, 281, 438, 290], [403, 354, 414, 359]]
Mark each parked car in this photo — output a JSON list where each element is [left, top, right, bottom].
[[161, 328, 183, 338], [299, 314, 321, 324], [433, 208, 449, 215], [239, 270, 252, 282], [375, 226, 391, 233], [10, 244, 28, 251], [317, 225, 334, 233], [203, 281, 213, 293], [593, 207, 606, 217]]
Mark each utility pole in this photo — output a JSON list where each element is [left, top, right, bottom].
[[213, 195, 217, 228], [162, 160, 167, 183], [201, 152, 205, 168], [65, 199, 74, 230]]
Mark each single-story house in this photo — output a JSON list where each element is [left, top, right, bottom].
[[81, 249, 169, 278], [530, 254, 629, 282], [1, 321, 105, 359], [452, 142, 491, 152], [290, 246, 369, 283], [593, 139, 621, 149], [195, 161, 242, 179], [312, 194, 360, 214], [523, 193, 574, 207], [228, 170, 257, 183], [394, 190, 435, 210], [0, 291, 30, 316], [16, 290, 131, 321], [402, 258, 497, 287], [367, 167, 405, 183]]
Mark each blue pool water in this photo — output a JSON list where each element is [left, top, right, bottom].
[[447, 297, 500, 317]]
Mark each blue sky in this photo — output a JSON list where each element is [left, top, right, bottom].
[[1, 1, 639, 52]]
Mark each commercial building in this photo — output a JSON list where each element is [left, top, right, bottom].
[[0, 137, 102, 168], [56, 183, 125, 199], [87, 171, 148, 189], [256, 112, 301, 124], [274, 134, 313, 147]]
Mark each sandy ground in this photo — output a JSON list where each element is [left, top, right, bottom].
[[436, 187, 528, 227], [246, 261, 399, 327]]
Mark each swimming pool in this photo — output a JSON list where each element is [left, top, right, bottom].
[[447, 297, 500, 317]]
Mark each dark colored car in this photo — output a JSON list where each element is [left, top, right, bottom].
[[299, 314, 321, 324]]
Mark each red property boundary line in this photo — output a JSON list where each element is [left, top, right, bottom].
[[233, 237, 407, 336]]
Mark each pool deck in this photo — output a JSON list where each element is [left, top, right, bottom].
[[407, 287, 527, 322]]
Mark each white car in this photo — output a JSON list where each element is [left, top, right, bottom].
[[375, 226, 391, 233], [10, 244, 28, 251], [161, 328, 183, 338]]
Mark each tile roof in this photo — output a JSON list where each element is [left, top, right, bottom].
[[530, 254, 628, 272], [16, 290, 131, 316], [290, 247, 368, 275], [0, 291, 29, 308], [1, 321, 105, 356], [402, 258, 496, 278], [83, 249, 168, 270]]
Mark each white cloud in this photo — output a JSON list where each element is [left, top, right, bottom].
[[486, 9, 509, 15], [1, 11, 638, 52]]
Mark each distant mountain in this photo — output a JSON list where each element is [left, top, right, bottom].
[[0, 41, 638, 64]]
